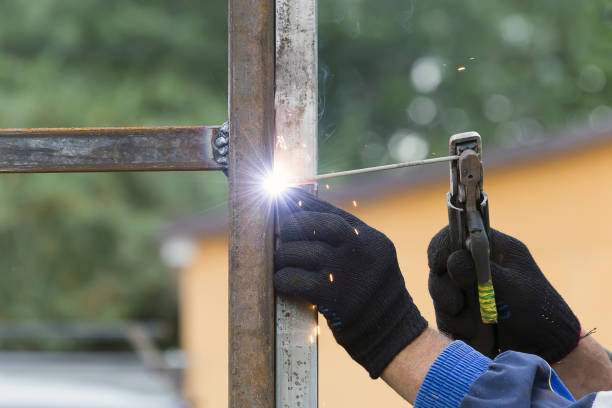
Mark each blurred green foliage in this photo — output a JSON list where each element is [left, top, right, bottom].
[[0, 0, 229, 333], [0, 0, 610, 340], [318, 0, 612, 169]]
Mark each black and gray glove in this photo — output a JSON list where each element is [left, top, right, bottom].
[[275, 189, 427, 378], [427, 226, 581, 363]]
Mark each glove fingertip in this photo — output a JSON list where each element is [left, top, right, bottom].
[[447, 250, 476, 290], [427, 226, 452, 274], [428, 273, 465, 316], [274, 267, 324, 303]]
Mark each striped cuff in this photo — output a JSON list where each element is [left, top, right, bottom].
[[414, 341, 491, 408]]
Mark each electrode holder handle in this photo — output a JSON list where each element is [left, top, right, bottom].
[[446, 131, 498, 357]]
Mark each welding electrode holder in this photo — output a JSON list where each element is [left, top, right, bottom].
[[447, 132, 498, 324], [446, 132, 498, 357]]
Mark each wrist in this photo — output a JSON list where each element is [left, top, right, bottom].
[[382, 328, 450, 404], [552, 332, 612, 398]]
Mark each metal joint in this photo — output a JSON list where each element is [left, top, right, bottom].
[[212, 121, 229, 176]]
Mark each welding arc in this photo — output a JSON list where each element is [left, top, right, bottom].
[[291, 155, 459, 184]]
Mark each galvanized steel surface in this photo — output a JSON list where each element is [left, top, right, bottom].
[[275, 0, 319, 406]]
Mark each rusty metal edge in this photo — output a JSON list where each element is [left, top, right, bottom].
[[227, 0, 276, 405], [0, 126, 222, 173]]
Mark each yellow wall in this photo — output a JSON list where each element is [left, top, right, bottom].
[[180, 142, 612, 407]]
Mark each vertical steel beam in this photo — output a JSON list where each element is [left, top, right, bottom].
[[275, 0, 319, 406], [228, 0, 276, 405]]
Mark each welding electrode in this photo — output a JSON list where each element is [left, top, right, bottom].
[[291, 155, 459, 184]]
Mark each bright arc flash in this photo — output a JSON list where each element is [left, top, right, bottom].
[[262, 171, 289, 197]]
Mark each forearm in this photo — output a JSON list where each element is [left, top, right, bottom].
[[552, 333, 612, 398], [381, 328, 451, 404]]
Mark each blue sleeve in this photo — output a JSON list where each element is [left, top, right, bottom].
[[414, 341, 600, 408]]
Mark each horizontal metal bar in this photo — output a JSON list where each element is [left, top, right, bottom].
[[0, 126, 222, 173]]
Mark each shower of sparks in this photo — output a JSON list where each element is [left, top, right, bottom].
[[457, 66, 467, 72], [354, 228, 359, 235], [329, 273, 334, 282], [352, 200, 358, 207]]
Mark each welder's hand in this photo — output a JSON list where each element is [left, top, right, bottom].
[[275, 189, 427, 378], [427, 226, 581, 363]]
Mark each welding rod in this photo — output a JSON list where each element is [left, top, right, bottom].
[[291, 155, 459, 184]]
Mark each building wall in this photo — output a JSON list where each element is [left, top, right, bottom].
[[180, 142, 612, 407]]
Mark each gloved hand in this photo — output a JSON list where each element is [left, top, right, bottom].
[[427, 226, 581, 363], [275, 189, 427, 378]]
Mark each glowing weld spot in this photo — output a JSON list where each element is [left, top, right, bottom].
[[262, 171, 288, 197]]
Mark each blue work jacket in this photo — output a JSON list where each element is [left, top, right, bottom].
[[414, 341, 611, 408]]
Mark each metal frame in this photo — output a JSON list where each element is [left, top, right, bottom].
[[0, 1, 317, 407], [0, 127, 221, 173], [275, 0, 318, 406], [227, 0, 276, 406]]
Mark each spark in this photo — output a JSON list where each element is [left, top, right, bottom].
[[262, 170, 289, 197], [313, 229, 316, 236], [468, 57, 476, 61], [298, 200, 303, 207], [329, 273, 334, 282], [317, 325, 320, 336], [457, 66, 467, 72], [354, 228, 359, 235], [352, 200, 358, 208], [309, 335, 314, 344], [325, 184, 330, 190], [313, 326, 318, 337]]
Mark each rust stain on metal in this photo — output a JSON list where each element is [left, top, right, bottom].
[[0, 126, 221, 173], [228, 0, 276, 405]]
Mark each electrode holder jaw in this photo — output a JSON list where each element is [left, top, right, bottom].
[[447, 132, 497, 324]]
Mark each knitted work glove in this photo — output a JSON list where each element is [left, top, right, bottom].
[[275, 189, 427, 378], [427, 226, 581, 363]]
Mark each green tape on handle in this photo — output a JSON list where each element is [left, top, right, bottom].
[[478, 281, 498, 324]]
